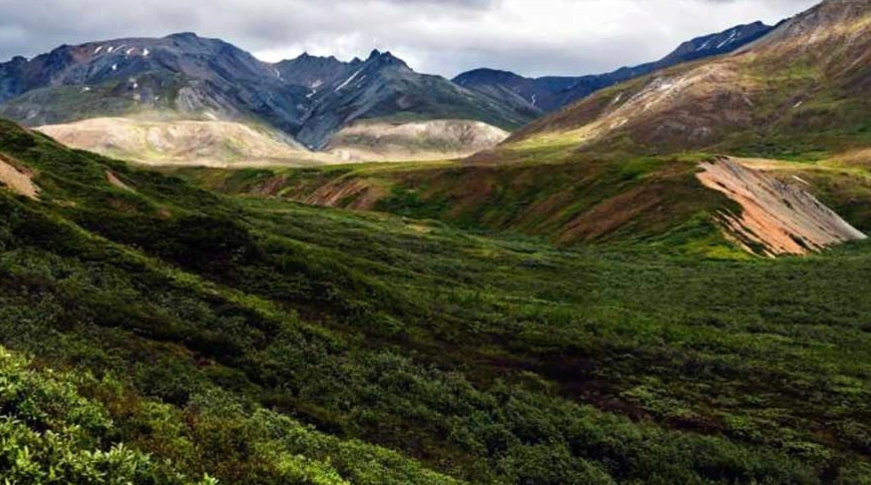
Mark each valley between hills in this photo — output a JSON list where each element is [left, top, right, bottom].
[[1, 0, 871, 484]]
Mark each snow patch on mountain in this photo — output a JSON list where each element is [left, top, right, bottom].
[[335, 69, 364, 91]]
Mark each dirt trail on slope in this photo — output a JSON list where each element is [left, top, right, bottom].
[[697, 156, 866, 256], [0, 155, 39, 200]]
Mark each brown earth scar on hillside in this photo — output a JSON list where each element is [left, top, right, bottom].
[[0, 154, 40, 200], [696, 156, 866, 257]]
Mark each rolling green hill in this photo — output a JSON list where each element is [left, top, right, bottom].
[[174, 146, 871, 259], [4, 1, 871, 483]]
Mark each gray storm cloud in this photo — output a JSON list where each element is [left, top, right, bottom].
[[0, 0, 819, 77]]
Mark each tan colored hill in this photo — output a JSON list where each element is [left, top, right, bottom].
[[326, 119, 509, 162], [37, 117, 509, 166], [506, 0, 871, 159], [37, 117, 340, 167]]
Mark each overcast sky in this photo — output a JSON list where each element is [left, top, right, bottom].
[[0, 0, 819, 78]]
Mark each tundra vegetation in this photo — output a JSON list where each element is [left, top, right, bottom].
[[1, 118, 871, 484]]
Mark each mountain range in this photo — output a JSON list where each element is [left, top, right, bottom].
[[0, 34, 534, 164], [453, 21, 774, 113], [0, 20, 776, 165]]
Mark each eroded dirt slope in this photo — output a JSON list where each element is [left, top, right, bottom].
[[697, 156, 866, 256], [0, 154, 39, 199]]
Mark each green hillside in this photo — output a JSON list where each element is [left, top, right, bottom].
[[173, 146, 871, 259], [2, 118, 871, 483], [172, 152, 741, 256]]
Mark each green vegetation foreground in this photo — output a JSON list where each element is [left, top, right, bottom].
[[0, 118, 870, 483]]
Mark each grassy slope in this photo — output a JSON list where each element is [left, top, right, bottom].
[[173, 148, 747, 258], [2, 119, 871, 483]]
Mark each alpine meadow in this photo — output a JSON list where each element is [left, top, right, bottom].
[[0, 0, 871, 484]]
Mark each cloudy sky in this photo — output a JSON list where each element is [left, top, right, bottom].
[[0, 0, 819, 77]]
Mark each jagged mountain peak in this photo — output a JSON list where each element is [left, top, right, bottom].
[[363, 49, 410, 70], [296, 51, 338, 62], [290, 47, 530, 149]]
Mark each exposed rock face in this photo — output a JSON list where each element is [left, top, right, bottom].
[[697, 157, 866, 256]]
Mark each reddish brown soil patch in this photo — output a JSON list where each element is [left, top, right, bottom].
[[558, 184, 662, 243], [697, 157, 866, 256]]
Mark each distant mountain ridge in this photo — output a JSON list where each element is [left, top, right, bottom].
[[0, 34, 532, 161], [453, 21, 774, 113], [289, 49, 535, 148]]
